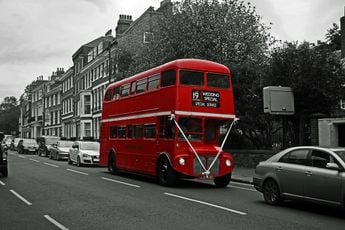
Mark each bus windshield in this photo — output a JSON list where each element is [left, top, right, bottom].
[[178, 117, 203, 142]]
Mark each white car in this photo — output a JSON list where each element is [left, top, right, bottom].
[[68, 141, 100, 166]]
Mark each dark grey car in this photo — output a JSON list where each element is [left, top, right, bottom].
[[253, 146, 345, 207]]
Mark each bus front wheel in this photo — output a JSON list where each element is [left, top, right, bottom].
[[108, 152, 117, 174], [157, 156, 176, 187], [214, 173, 231, 188]]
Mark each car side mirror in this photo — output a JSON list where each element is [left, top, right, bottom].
[[326, 163, 341, 171]]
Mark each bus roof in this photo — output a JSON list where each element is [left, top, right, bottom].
[[106, 59, 230, 90]]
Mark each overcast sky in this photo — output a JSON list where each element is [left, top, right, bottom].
[[0, 0, 343, 103]]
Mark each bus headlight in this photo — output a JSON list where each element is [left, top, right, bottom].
[[225, 159, 231, 167], [178, 157, 185, 166]]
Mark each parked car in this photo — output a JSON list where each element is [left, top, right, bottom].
[[2, 138, 12, 149], [68, 141, 100, 166], [11, 138, 22, 151], [253, 146, 345, 207], [17, 139, 39, 154], [0, 132, 8, 177], [50, 140, 74, 161], [37, 136, 60, 157]]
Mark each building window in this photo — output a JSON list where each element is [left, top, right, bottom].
[[143, 32, 154, 43], [84, 123, 91, 137], [84, 95, 91, 114]]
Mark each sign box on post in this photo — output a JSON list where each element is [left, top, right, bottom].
[[263, 86, 295, 115]]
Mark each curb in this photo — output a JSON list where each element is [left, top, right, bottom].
[[231, 178, 253, 185]]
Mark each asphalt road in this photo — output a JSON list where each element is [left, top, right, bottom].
[[1, 150, 345, 230]]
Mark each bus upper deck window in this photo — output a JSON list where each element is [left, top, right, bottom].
[[136, 79, 147, 93], [104, 89, 112, 101], [161, 70, 176, 87], [207, 73, 230, 89], [180, 70, 204, 86], [121, 84, 130, 97], [148, 75, 160, 91], [113, 87, 120, 100]]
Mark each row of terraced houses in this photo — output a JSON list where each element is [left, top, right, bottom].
[[19, 0, 171, 141]]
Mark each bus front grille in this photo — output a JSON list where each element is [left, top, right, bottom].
[[193, 156, 219, 176]]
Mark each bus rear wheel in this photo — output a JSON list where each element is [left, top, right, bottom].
[[108, 152, 117, 174], [157, 156, 176, 187], [214, 173, 231, 188]]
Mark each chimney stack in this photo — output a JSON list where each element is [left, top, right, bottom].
[[115, 14, 133, 38]]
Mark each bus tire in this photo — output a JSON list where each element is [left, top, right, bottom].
[[108, 152, 117, 174], [157, 156, 176, 187], [1, 167, 8, 177], [214, 173, 231, 188]]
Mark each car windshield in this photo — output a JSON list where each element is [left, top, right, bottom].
[[334, 150, 345, 162], [80, 142, 99, 150], [58, 141, 74, 147]]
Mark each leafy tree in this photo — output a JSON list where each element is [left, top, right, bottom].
[[265, 41, 345, 145], [129, 0, 274, 148], [325, 23, 341, 51], [0, 96, 20, 135]]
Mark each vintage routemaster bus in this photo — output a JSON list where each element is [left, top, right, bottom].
[[100, 59, 236, 187]]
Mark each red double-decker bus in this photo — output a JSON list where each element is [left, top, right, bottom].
[[100, 59, 236, 187]]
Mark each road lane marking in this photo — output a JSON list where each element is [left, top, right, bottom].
[[44, 215, 69, 230], [101, 177, 141, 188], [29, 158, 40, 162], [228, 185, 256, 192], [44, 162, 59, 168], [164, 192, 247, 216], [18, 155, 26, 159], [0, 180, 5, 186], [66, 169, 88, 175], [10, 189, 32, 206]]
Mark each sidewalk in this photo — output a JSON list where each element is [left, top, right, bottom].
[[231, 167, 255, 184]]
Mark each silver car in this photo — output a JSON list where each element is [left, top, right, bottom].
[[49, 140, 74, 160], [253, 146, 345, 207], [68, 141, 100, 167]]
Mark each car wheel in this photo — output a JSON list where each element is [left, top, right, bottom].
[[1, 167, 8, 177], [157, 156, 176, 186], [214, 173, 232, 188], [77, 156, 82, 167], [68, 156, 72, 165], [108, 152, 117, 174], [263, 179, 281, 205]]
